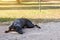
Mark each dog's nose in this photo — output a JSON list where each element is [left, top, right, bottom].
[[20, 32, 23, 34], [18, 32, 23, 34]]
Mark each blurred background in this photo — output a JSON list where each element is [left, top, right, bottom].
[[0, 0, 60, 23]]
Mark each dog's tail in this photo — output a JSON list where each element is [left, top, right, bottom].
[[34, 25, 41, 29]]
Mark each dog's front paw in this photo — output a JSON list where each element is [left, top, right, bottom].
[[5, 31, 9, 33]]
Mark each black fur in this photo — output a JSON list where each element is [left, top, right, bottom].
[[5, 18, 41, 34]]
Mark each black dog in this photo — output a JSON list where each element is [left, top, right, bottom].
[[5, 18, 41, 34]]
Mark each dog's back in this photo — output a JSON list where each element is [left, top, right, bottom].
[[12, 18, 27, 27], [11, 18, 40, 28]]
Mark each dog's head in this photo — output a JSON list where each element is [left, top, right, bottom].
[[15, 26, 23, 34]]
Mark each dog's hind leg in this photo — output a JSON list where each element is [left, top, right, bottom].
[[26, 21, 34, 28], [34, 25, 41, 29], [26, 20, 41, 29]]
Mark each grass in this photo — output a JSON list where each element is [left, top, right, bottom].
[[0, 9, 60, 22], [0, 2, 40, 5], [0, 10, 40, 18], [0, 2, 40, 22], [40, 9, 60, 19], [21, 2, 39, 5], [21, 2, 60, 5], [0, 1, 60, 5], [40, 2, 60, 5], [0, 2, 60, 22], [0, 18, 15, 22], [0, 10, 40, 22]]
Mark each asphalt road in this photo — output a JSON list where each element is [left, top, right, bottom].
[[0, 22, 60, 40]]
